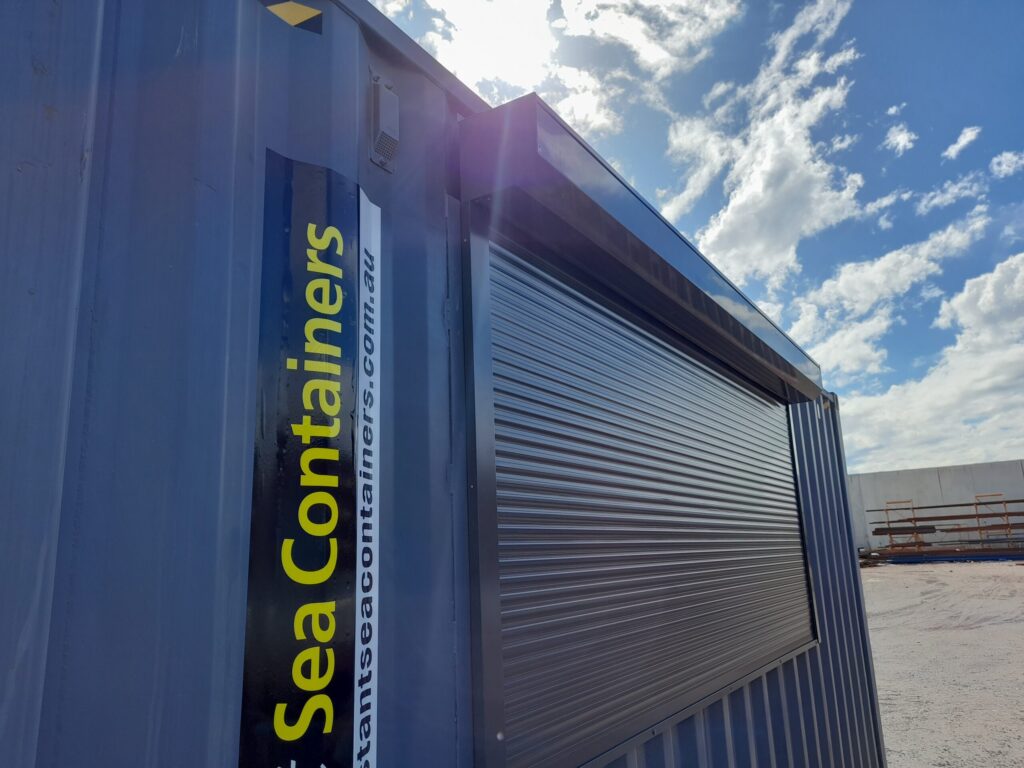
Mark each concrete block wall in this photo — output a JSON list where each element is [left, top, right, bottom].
[[847, 460, 1024, 551]]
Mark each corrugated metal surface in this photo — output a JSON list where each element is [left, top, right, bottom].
[[584, 397, 886, 768], [2, 1, 886, 766], [488, 246, 815, 768], [1, 2, 477, 766], [0, 0, 104, 761]]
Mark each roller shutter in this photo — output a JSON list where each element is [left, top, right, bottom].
[[486, 245, 815, 767]]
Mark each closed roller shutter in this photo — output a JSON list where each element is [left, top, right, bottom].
[[487, 245, 815, 767]]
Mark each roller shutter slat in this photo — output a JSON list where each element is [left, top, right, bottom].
[[487, 246, 814, 767]]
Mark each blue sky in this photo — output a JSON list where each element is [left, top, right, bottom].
[[373, 0, 1024, 472]]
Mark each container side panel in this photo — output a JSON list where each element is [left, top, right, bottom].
[[20, 1, 469, 764], [30, 3, 371, 766], [746, 674, 775, 767], [0, 0, 105, 763]]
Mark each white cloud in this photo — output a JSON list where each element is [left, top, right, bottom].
[[660, 2, 949, 293], [842, 253, 1024, 472], [915, 172, 988, 216], [886, 102, 906, 116], [758, 300, 785, 324], [703, 80, 736, 108], [990, 151, 1024, 179], [808, 306, 893, 378], [1000, 203, 1024, 245], [934, 253, 1024, 338], [559, 0, 745, 80], [417, 0, 743, 139], [883, 122, 918, 156], [941, 125, 981, 160], [547, 65, 623, 136], [658, 0, 866, 290], [801, 205, 989, 322], [863, 189, 906, 215], [790, 206, 991, 379], [697, 76, 864, 290], [751, 0, 853, 100], [830, 133, 858, 152], [371, 0, 411, 16], [417, 0, 620, 138], [421, 0, 556, 97], [660, 117, 740, 221]]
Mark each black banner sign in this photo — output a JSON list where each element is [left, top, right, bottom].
[[240, 151, 359, 768]]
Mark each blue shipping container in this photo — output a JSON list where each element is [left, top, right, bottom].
[[0, 0, 885, 766]]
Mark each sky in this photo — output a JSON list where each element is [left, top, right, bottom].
[[372, 0, 1024, 474]]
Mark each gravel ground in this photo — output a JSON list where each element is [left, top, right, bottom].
[[860, 562, 1024, 768]]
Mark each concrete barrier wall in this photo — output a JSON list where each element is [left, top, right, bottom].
[[847, 460, 1024, 551]]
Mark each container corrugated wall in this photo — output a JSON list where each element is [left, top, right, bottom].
[[1, 2, 478, 766], [584, 397, 886, 768], [2, 1, 885, 766]]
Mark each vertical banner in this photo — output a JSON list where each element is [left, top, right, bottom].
[[240, 150, 380, 768], [353, 191, 380, 768]]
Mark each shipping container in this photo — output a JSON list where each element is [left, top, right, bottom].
[[0, 0, 886, 766]]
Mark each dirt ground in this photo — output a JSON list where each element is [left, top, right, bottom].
[[860, 562, 1024, 768]]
